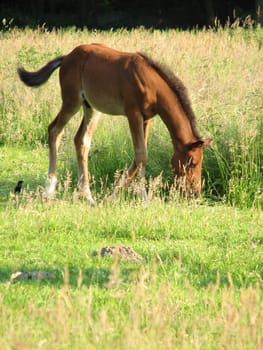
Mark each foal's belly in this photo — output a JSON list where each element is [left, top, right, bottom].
[[86, 94, 125, 116]]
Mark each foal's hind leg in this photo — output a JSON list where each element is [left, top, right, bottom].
[[46, 101, 80, 198], [74, 105, 100, 206]]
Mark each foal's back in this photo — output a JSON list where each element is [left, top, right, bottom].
[[59, 43, 158, 117]]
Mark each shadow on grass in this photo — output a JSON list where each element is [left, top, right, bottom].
[[1, 254, 260, 290], [0, 264, 140, 289]]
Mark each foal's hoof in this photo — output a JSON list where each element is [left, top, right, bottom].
[[87, 197, 96, 207], [45, 177, 58, 199], [142, 199, 149, 208], [78, 189, 96, 207]]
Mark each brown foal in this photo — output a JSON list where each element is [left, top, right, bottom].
[[18, 43, 211, 205]]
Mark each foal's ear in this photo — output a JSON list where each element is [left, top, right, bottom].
[[188, 138, 212, 150]]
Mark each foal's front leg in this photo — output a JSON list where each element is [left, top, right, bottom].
[[127, 111, 149, 205], [74, 106, 100, 206], [113, 118, 151, 201]]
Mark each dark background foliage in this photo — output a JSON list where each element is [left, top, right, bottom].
[[1, 0, 262, 29]]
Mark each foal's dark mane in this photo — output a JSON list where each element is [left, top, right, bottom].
[[138, 52, 201, 140]]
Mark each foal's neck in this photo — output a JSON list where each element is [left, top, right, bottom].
[[157, 89, 198, 150]]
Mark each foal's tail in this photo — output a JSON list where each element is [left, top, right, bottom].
[[17, 56, 65, 87]]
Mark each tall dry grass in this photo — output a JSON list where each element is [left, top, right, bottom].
[[0, 26, 262, 207]]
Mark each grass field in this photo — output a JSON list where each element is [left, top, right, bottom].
[[0, 26, 263, 349]]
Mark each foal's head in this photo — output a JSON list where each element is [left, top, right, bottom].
[[171, 139, 212, 196]]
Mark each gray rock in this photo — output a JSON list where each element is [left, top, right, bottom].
[[93, 245, 143, 262]]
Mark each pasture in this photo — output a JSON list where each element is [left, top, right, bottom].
[[0, 26, 262, 349]]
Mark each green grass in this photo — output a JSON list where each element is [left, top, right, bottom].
[[0, 146, 262, 349], [0, 198, 262, 349], [0, 26, 263, 349]]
